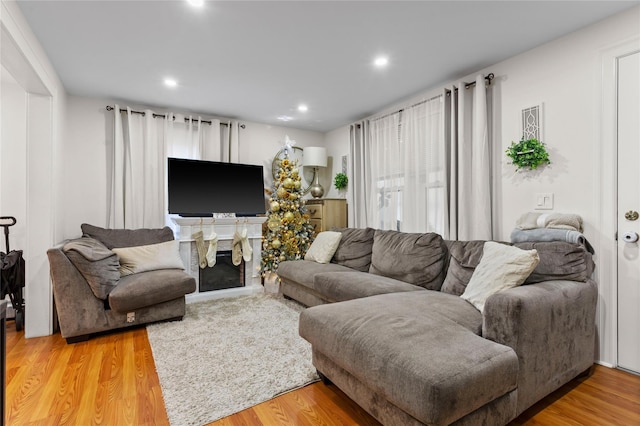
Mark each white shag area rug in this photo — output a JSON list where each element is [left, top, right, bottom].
[[146, 294, 318, 426]]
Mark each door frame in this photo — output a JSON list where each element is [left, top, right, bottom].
[[1, 1, 60, 337], [596, 37, 640, 367]]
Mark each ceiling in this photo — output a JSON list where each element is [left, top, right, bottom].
[[16, 1, 638, 133]]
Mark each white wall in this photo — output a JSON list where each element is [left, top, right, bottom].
[[1, 0, 67, 337], [59, 95, 326, 238], [491, 8, 640, 242], [0, 69, 28, 252], [323, 125, 350, 199], [235, 119, 325, 191], [490, 6, 639, 366]]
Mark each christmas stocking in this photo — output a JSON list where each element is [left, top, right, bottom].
[[192, 231, 207, 269], [240, 227, 253, 262], [206, 231, 218, 267], [232, 231, 243, 266]]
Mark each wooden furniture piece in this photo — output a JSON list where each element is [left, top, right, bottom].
[[307, 199, 347, 235]]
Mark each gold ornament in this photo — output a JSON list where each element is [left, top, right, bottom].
[[272, 239, 281, 249], [270, 201, 280, 212], [289, 193, 298, 200], [279, 254, 286, 261], [268, 220, 280, 232], [283, 177, 294, 188], [277, 187, 287, 198], [283, 211, 294, 221], [291, 168, 299, 176], [294, 181, 301, 189]]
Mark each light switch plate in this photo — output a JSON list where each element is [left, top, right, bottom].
[[535, 193, 554, 210]]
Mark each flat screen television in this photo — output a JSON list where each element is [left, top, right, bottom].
[[168, 157, 265, 217]]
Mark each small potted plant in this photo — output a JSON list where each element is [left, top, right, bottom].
[[333, 172, 348, 196], [506, 138, 551, 171]]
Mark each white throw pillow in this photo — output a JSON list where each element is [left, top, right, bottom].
[[304, 231, 342, 264], [112, 240, 185, 276], [461, 241, 539, 312]]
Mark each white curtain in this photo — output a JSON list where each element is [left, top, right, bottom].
[[366, 97, 445, 233], [220, 120, 241, 163], [109, 106, 166, 229], [348, 121, 370, 228], [348, 73, 492, 238], [166, 114, 221, 161], [109, 106, 223, 229], [368, 112, 401, 230], [400, 96, 446, 234], [447, 74, 492, 240]]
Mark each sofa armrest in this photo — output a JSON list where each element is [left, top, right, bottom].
[[47, 248, 110, 338], [482, 279, 597, 415]]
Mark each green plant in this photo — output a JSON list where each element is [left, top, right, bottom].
[[333, 172, 348, 190], [506, 138, 551, 171]]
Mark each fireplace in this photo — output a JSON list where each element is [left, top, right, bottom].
[[171, 216, 267, 303], [199, 251, 245, 292]]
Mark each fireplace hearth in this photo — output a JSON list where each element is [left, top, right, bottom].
[[199, 251, 245, 292]]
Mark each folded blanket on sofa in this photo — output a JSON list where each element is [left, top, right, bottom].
[[510, 228, 594, 254], [515, 212, 583, 232]]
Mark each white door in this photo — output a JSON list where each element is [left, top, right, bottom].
[[617, 51, 640, 374]]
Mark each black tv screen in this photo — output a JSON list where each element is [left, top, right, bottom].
[[168, 158, 265, 217]]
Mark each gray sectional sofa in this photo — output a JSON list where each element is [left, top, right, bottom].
[[48, 224, 196, 343], [277, 228, 597, 426]]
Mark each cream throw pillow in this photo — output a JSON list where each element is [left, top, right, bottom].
[[112, 240, 185, 276], [461, 241, 539, 312], [304, 231, 342, 264]]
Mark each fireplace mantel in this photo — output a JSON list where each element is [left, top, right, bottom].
[[172, 216, 267, 303]]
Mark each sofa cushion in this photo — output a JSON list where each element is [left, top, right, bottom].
[[369, 230, 447, 290], [304, 231, 342, 263], [108, 269, 196, 312], [441, 240, 487, 296], [81, 223, 175, 249], [442, 240, 594, 296], [112, 240, 185, 276], [313, 271, 425, 302], [277, 260, 354, 289], [461, 242, 539, 313], [514, 241, 594, 284], [300, 292, 517, 425], [330, 227, 375, 272], [63, 237, 120, 300]]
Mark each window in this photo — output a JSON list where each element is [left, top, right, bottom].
[[368, 96, 445, 234]]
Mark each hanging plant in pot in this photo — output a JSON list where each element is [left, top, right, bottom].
[[506, 138, 551, 171]]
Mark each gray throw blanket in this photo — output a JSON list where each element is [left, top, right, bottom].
[[515, 212, 584, 232], [510, 228, 595, 254]]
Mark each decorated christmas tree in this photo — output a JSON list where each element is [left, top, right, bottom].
[[261, 138, 315, 275]]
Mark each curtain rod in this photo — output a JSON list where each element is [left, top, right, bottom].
[[105, 105, 246, 128], [367, 73, 494, 124]]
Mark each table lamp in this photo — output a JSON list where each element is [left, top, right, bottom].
[[304, 147, 327, 198]]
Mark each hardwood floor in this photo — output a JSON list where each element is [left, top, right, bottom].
[[4, 324, 640, 425]]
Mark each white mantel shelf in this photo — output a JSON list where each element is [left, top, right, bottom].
[[172, 216, 267, 303]]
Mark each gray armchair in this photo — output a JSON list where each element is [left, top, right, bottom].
[[48, 224, 195, 343]]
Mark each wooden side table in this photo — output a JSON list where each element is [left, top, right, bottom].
[[306, 198, 347, 236]]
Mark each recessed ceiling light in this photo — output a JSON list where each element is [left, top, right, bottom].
[[164, 78, 177, 88], [298, 104, 308, 112], [277, 115, 294, 122], [374, 56, 389, 68], [187, 0, 204, 7]]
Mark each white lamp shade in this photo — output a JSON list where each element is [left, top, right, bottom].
[[304, 147, 327, 167]]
